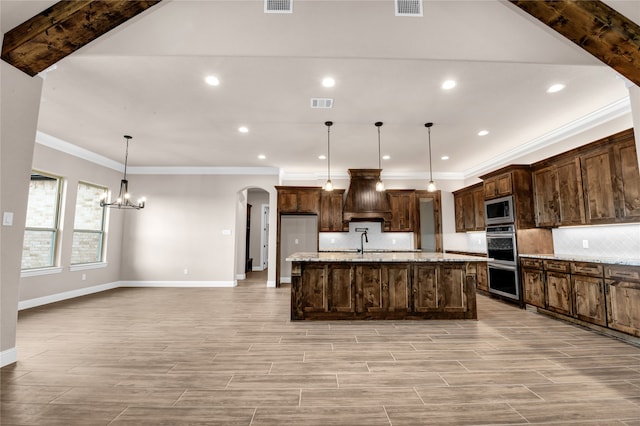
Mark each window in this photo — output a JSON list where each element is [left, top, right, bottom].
[[21, 172, 63, 270], [71, 182, 107, 264]]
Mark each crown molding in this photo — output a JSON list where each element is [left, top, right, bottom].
[[463, 96, 631, 179], [36, 131, 124, 172], [128, 166, 280, 175]]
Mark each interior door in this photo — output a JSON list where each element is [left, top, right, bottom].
[[262, 205, 269, 269]]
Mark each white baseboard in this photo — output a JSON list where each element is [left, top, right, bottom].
[[18, 282, 120, 311], [0, 347, 17, 367], [280, 276, 291, 284], [267, 280, 276, 288], [235, 273, 246, 280], [119, 280, 237, 288], [252, 266, 265, 271]]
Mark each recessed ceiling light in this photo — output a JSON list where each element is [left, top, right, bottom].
[[547, 83, 565, 93], [478, 130, 489, 136], [205, 75, 220, 86], [382, 155, 390, 160], [442, 80, 456, 90], [318, 155, 326, 160], [258, 154, 266, 160], [238, 126, 249, 133], [441, 155, 449, 160], [322, 77, 335, 88]]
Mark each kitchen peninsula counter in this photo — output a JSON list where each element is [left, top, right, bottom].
[[286, 252, 488, 320]]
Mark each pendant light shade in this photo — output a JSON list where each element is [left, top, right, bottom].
[[99, 135, 146, 209], [375, 121, 385, 192], [425, 122, 436, 192], [324, 121, 333, 191]]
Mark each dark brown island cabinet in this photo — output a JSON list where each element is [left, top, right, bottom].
[[287, 252, 486, 321]]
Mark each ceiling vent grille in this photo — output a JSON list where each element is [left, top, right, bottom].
[[395, 0, 422, 16], [265, 0, 293, 13], [310, 98, 334, 109]]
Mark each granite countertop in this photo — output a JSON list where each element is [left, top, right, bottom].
[[287, 252, 490, 263], [520, 253, 640, 267]]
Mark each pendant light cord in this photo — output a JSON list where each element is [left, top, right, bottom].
[[123, 135, 132, 181], [428, 126, 433, 182], [377, 126, 382, 171]]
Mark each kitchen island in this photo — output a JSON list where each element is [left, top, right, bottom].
[[286, 252, 488, 321]]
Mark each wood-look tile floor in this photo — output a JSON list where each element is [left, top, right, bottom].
[[2, 270, 640, 425]]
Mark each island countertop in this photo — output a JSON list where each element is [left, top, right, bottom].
[[286, 251, 490, 263]]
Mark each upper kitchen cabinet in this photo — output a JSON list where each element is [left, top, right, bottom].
[[276, 186, 321, 214], [387, 190, 415, 232], [319, 189, 345, 232], [580, 129, 640, 224], [480, 165, 536, 229], [532, 158, 586, 227], [453, 183, 484, 232]]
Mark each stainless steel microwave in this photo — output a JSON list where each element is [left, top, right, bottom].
[[484, 195, 514, 225]]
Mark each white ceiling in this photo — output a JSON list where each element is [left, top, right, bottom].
[[2, 0, 638, 180]]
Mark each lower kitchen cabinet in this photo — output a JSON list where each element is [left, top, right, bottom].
[[382, 264, 411, 312], [520, 256, 640, 339], [572, 274, 606, 326], [413, 264, 466, 313], [605, 265, 640, 338], [327, 264, 354, 313], [476, 262, 488, 292], [356, 265, 384, 313]]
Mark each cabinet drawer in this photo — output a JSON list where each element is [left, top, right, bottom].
[[571, 262, 603, 277], [605, 265, 640, 281], [521, 258, 543, 269], [544, 260, 570, 273]]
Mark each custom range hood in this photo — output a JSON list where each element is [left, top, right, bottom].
[[343, 169, 392, 223]]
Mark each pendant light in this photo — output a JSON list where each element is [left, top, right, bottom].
[[100, 135, 146, 209], [324, 121, 334, 191], [375, 121, 384, 192], [425, 122, 436, 192]]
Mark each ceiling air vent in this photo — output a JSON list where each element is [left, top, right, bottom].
[[310, 98, 334, 109], [395, 0, 423, 16], [265, 0, 292, 13]]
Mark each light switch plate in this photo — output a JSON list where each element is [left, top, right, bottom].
[[2, 212, 14, 226]]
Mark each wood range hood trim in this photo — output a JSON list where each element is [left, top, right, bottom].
[[342, 169, 393, 223]]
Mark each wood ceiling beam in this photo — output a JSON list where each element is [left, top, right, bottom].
[[510, 0, 640, 87], [1, 0, 161, 77]]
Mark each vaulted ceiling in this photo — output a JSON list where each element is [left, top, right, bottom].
[[2, 0, 639, 181]]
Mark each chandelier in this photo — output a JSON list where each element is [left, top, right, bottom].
[[100, 135, 145, 209]]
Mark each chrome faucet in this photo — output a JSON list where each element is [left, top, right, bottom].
[[356, 228, 368, 254]]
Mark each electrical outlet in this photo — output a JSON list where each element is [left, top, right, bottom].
[[582, 239, 589, 249], [295, 239, 299, 244], [184, 268, 189, 275], [81, 273, 86, 281]]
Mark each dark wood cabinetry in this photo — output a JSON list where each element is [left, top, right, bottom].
[[291, 260, 479, 320], [319, 189, 345, 232], [277, 186, 321, 214], [521, 256, 640, 338], [387, 190, 415, 232], [453, 183, 484, 232], [605, 264, 640, 337], [532, 128, 640, 227], [480, 165, 535, 229]]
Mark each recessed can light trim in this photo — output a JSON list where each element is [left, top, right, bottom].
[[205, 75, 220, 86], [547, 83, 566, 93], [442, 80, 456, 90], [478, 130, 489, 136]]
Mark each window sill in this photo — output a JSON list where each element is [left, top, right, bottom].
[[21, 267, 63, 278], [69, 262, 108, 272]]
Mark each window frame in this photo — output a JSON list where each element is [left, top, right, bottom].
[[21, 171, 63, 271], [70, 181, 108, 265]]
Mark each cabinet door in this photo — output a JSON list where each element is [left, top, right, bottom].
[[546, 271, 572, 316], [462, 191, 475, 231], [484, 178, 497, 199], [572, 275, 606, 326], [606, 280, 640, 338], [533, 167, 558, 227], [439, 264, 466, 312], [473, 186, 485, 230], [454, 193, 465, 232], [413, 264, 438, 312], [522, 268, 545, 308], [319, 190, 344, 232], [382, 264, 410, 312], [581, 147, 617, 224], [302, 264, 326, 312], [496, 173, 513, 197], [613, 139, 640, 220], [297, 190, 320, 213], [476, 262, 488, 292], [556, 159, 586, 225], [278, 190, 299, 213], [326, 264, 354, 313], [388, 191, 415, 232], [355, 265, 384, 313]]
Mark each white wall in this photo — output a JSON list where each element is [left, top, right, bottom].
[[1, 62, 42, 365]]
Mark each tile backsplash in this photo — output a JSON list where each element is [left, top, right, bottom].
[[552, 224, 640, 259], [319, 221, 414, 251]]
